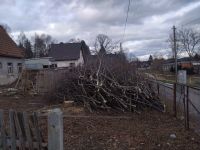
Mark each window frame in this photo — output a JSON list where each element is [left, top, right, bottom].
[[17, 63, 22, 73], [69, 62, 75, 68], [7, 62, 14, 74]]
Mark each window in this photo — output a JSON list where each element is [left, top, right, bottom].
[[43, 65, 49, 69], [0, 62, 2, 69], [7, 63, 13, 74], [17, 63, 22, 73], [50, 64, 57, 68], [69, 62, 75, 68]]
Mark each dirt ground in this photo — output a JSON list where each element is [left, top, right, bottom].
[[0, 95, 200, 150]]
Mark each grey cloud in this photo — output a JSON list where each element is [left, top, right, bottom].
[[0, 0, 200, 59]]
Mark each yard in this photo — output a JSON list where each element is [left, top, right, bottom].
[[0, 94, 200, 150]]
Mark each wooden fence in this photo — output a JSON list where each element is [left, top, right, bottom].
[[0, 109, 63, 150], [35, 69, 68, 93], [17, 68, 69, 94]]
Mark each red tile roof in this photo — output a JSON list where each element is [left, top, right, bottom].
[[0, 25, 24, 58]]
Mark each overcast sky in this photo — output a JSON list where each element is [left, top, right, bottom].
[[1, 0, 200, 60]]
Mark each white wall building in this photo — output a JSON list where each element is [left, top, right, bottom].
[[48, 41, 90, 68], [25, 57, 57, 70], [55, 50, 84, 68], [0, 26, 24, 85]]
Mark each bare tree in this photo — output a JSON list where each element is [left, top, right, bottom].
[[32, 33, 46, 57], [32, 33, 55, 57], [17, 31, 27, 46], [168, 33, 181, 58], [178, 28, 200, 58], [151, 52, 165, 71], [153, 52, 164, 60], [126, 52, 138, 62], [41, 34, 55, 55], [17, 31, 33, 58], [94, 34, 116, 55]]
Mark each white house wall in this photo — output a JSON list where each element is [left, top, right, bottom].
[[0, 56, 24, 85], [56, 50, 84, 68]]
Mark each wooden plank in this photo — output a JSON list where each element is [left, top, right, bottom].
[[9, 110, 16, 150], [33, 112, 42, 150], [17, 113, 26, 139], [23, 112, 33, 150], [0, 110, 6, 150], [29, 115, 39, 150], [48, 108, 63, 150], [29, 115, 35, 141], [14, 112, 25, 150]]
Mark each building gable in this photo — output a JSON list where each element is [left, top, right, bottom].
[[0, 26, 24, 58]]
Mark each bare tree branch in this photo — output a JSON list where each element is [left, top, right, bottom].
[[178, 28, 200, 58]]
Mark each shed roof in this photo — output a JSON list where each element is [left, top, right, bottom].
[[49, 42, 84, 61]]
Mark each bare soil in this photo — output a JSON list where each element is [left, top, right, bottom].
[[0, 95, 200, 150]]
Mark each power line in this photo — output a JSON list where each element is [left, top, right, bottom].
[[122, 0, 131, 42]]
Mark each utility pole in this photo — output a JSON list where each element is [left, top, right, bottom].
[[172, 25, 177, 117], [173, 25, 178, 83], [120, 42, 123, 52]]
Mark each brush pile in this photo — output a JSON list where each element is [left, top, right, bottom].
[[51, 56, 164, 112]]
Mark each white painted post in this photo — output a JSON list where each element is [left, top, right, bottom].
[[178, 70, 187, 84], [48, 108, 63, 150]]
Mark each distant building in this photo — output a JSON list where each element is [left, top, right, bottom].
[[25, 57, 57, 70], [48, 41, 90, 68], [137, 61, 151, 69], [0, 25, 24, 85], [162, 57, 200, 74]]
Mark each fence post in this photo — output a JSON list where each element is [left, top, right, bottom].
[[173, 83, 177, 117], [48, 108, 63, 150], [0, 110, 6, 150], [186, 85, 189, 130]]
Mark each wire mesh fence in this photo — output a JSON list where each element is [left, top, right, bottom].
[[187, 86, 200, 132], [149, 79, 200, 133]]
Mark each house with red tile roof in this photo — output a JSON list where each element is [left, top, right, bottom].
[[0, 25, 24, 85]]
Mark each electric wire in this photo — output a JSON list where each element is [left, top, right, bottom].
[[122, 0, 131, 42]]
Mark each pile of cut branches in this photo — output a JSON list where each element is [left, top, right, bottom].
[[51, 56, 164, 112]]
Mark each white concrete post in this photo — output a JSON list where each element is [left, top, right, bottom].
[[48, 108, 63, 150], [178, 70, 187, 84]]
